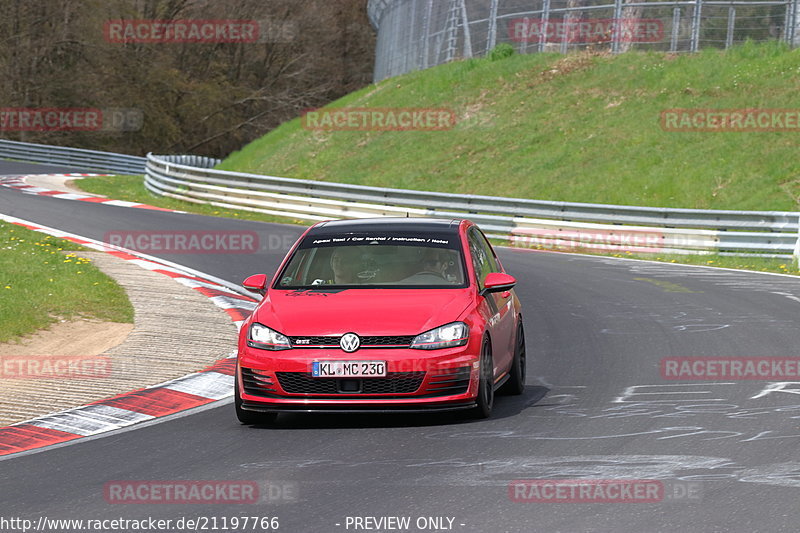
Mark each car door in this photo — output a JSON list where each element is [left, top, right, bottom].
[[467, 227, 516, 376]]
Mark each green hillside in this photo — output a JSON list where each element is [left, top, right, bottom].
[[219, 41, 800, 212]]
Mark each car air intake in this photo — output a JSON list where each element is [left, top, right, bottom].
[[276, 372, 425, 395]]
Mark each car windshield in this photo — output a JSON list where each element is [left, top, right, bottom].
[[276, 233, 467, 289]]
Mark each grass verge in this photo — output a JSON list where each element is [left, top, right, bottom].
[[0, 221, 134, 343], [504, 240, 800, 275]]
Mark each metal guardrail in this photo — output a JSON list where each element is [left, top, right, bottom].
[[145, 153, 800, 261], [0, 139, 146, 175], [1, 139, 796, 260]]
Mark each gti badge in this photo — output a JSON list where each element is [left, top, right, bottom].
[[339, 333, 360, 353]]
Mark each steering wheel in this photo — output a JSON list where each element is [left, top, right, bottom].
[[356, 269, 379, 281], [413, 270, 446, 279]]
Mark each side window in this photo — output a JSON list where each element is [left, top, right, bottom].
[[477, 231, 501, 274], [280, 248, 312, 285], [468, 229, 492, 288]]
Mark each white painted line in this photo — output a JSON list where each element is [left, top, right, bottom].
[[165, 372, 235, 401], [27, 405, 154, 437], [209, 295, 258, 311], [52, 193, 90, 200], [174, 277, 240, 295], [102, 200, 141, 207]]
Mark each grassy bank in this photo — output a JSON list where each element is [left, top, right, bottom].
[[220, 41, 800, 212], [0, 222, 134, 343]]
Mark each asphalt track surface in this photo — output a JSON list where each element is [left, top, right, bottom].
[[2, 161, 800, 532]]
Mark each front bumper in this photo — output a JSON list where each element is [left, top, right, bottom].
[[237, 345, 480, 412], [239, 401, 477, 414]]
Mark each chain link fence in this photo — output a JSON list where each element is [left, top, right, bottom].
[[368, 0, 798, 81]]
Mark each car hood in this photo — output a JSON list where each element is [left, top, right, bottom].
[[253, 288, 473, 336]]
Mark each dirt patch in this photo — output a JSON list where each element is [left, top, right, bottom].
[[541, 51, 606, 81], [519, 50, 608, 90], [22, 175, 101, 196], [0, 320, 132, 357]]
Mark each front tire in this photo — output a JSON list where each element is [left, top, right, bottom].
[[500, 322, 526, 396], [235, 375, 278, 425], [470, 339, 494, 419]]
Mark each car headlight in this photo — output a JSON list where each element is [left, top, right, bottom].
[[248, 323, 291, 351], [410, 322, 469, 350]]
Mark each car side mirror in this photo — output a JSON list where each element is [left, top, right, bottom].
[[483, 272, 516, 293], [243, 274, 268, 295]]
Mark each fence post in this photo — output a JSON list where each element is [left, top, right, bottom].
[[444, 0, 460, 63], [784, 0, 791, 42], [421, 0, 433, 69], [460, 0, 473, 58], [612, 0, 623, 53], [539, 0, 551, 52], [409, 0, 418, 74], [671, 7, 681, 51], [487, 0, 499, 53], [690, 0, 703, 52], [725, 6, 735, 49]]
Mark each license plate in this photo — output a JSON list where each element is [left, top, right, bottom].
[[312, 361, 387, 378]]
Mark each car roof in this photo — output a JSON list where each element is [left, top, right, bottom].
[[308, 218, 464, 236]]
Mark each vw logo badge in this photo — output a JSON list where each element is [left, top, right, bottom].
[[339, 333, 360, 353]]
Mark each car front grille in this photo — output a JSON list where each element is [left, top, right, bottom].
[[275, 372, 425, 395], [288, 335, 416, 348], [242, 367, 472, 399]]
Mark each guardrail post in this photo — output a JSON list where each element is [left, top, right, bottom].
[[794, 213, 800, 266]]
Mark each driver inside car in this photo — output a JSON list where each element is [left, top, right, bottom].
[[400, 248, 451, 284], [330, 247, 361, 284]]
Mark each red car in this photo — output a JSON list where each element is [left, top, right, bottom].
[[235, 218, 525, 423]]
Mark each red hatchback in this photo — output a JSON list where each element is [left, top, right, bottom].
[[235, 218, 525, 423]]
